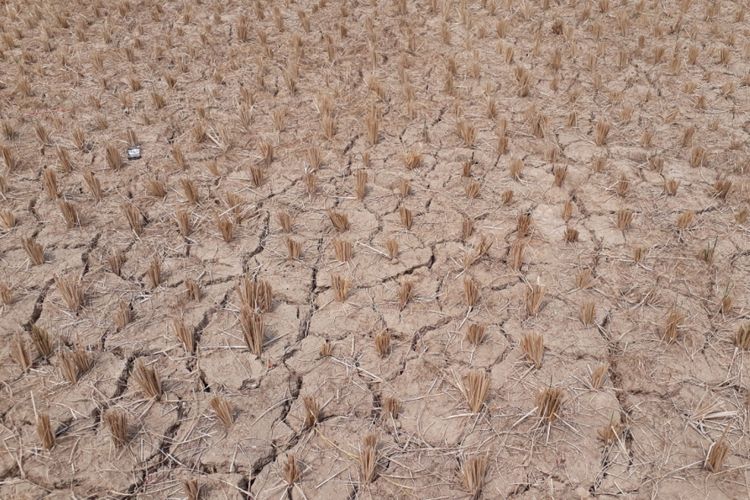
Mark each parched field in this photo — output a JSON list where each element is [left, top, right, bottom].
[[1, 0, 749, 498]]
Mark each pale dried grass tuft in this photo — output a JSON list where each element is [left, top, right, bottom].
[[172, 318, 194, 354], [277, 211, 292, 232], [0, 282, 12, 305], [108, 250, 126, 276], [106, 143, 123, 170], [328, 210, 350, 232], [0, 209, 15, 230], [240, 307, 265, 355], [580, 301, 595, 326], [43, 168, 58, 199], [210, 396, 234, 428], [146, 257, 161, 289], [331, 274, 350, 302], [705, 438, 729, 472], [11, 334, 31, 372], [594, 119, 610, 145], [30, 324, 53, 359], [283, 454, 301, 485], [525, 282, 544, 316], [180, 178, 199, 204], [60, 348, 92, 384], [664, 178, 679, 196], [462, 217, 474, 241], [133, 358, 162, 400], [36, 414, 55, 450], [185, 279, 201, 301], [385, 238, 399, 260], [238, 277, 273, 312], [464, 370, 489, 413], [333, 239, 352, 262], [359, 434, 378, 484], [122, 203, 144, 235], [733, 323, 750, 350], [303, 396, 320, 428], [399, 206, 413, 230], [461, 455, 488, 499], [590, 363, 609, 389], [398, 178, 411, 197], [58, 200, 80, 228], [355, 170, 368, 200], [22, 237, 45, 265], [537, 387, 565, 422], [104, 409, 129, 448], [398, 281, 413, 310], [597, 414, 623, 444], [115, 301, 132, 329], [217, 216, 233, 242], [463, 277, 479, 308], [456, 120, 476, 147], [509, 239, 525, 271], [83, 170, 103, 201], [55, 274, 83, 311], [466, 324, 486, 346], [286, 237, 301, 260], [319, 340, 333, 358], [616, 209, 633, 230], [564, 226, 579, 243], [404, 151, 422, 169], [375, 331, 391, 358], [383, 396, 400, 419], [520, 332, 544, 369], [662, 309, 683, 343]]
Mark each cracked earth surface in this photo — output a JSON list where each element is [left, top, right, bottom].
[[1, 0, 750, 498]]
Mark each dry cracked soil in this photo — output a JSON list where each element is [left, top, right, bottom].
[[1, 0, 750, 499]]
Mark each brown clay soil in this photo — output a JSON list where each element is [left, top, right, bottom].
[[1, 0, 750, 498]]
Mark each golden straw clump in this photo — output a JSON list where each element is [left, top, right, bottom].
[[36, 414, 55, 450], [132, 358, 162, 400], [238, 277, 273, 312], [240, 307, 265, 356], [359, 434, 378, 484], [537, 387, 565, 422], [464, 370, 489, 413], [461, 456, 488, 499], [210, 396, 234, 429], [520, 332, 544, 369], [22, 236, 45, 265], [11, 334, 31, 373], [463, 277, 479, 308], [104, 409, 130, 448], [705, 438, 730, 473], [331, 274, 350, 302], [55, 274, 83, 312], [303, 395, 320, 429], [525, 282, 544, 316], [466, 323, 486, 346], [328, 209, 350, 232]]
